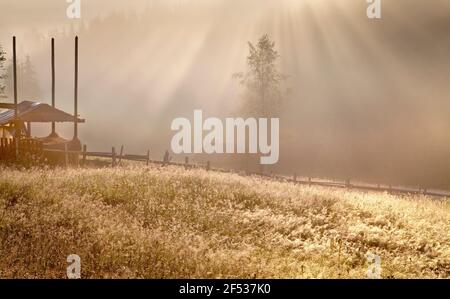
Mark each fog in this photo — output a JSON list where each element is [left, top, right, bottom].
[[1, 0, 449, 188]]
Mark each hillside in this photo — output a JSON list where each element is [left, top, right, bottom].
[[0, 165, 448, 278]]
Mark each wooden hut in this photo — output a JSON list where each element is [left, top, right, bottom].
[[0, 36, 84, 164]]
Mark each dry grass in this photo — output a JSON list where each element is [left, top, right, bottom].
[[0, 165, 448, 278]]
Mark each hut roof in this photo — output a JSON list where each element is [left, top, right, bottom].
[[0, 101, 85, 126]]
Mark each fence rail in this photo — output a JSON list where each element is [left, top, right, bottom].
[[40, 145, 450, 199]]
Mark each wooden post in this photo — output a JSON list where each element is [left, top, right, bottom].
[[74, 145, 80, 168], [73, 36, 79, 142], [345, 179, 351, 189], [26, 122, 31, 138], [163, 150, 170, 166], [9, 138, 13, 159], [0, 138, 4, 158], [185, 157, 189, 169], [146, 149, 150, 166], [19, 138, 24, 157], [112, 147, 116, 167], [118, 145, 124, 164], [64, 143, 69, 168], [0, 138, 5, 159], [206, 161, 211, 171], [82, 144, 87, 166], [3, 138, 7, 158], [13, 36, 19, 160], [51, 38, 56, 135], [13, 37, 18, 117], [3, 138, 7, 159], [12, 137, 16, 158], [4, 138, 7, 157]]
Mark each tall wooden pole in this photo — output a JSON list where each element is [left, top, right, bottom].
[[13, 37, 17, 120], [13, 36, 19, 158], [51, 38, 56, 135], [73, 36, 78, 141]]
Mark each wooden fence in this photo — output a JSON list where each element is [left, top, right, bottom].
[[41, 144, 450, 199], [0, 138, 43, 160], [1, 138, 447, 199]]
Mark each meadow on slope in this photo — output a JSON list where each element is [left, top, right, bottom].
[[0, 165, 448, 278]]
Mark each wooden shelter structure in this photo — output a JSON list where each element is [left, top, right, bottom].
[[0, 36, 84, 163]]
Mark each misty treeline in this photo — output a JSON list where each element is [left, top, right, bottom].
[[0, 45, 41, 100], [1, 0, 450, 189]]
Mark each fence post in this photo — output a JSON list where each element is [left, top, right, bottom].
[[14, 137, 19, 160], [112, 147, 116, 167], [0, 138, 4, 158], [146, 149, 150, 166], [163, 150, 171, 166], [82, 145, 87, 166], [1, 138, 6, 158], [21, 139, 25, 156], [345, 179, 351, 189], [185, 157, 189, 169], [75, 145, 80, 168], [119, 145, 124, 164], [64, 143, 69, 168], [7, 138, 10, 156], [10, 138, 14, 159], [206, 161, 210, 171]]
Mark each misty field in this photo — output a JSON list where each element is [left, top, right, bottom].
[[0, 165, 448, 279]]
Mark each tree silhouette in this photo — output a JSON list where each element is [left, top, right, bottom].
[[234, 34, 286, 117], [0, 44, 6, 98], [233, 34, 287, 172]]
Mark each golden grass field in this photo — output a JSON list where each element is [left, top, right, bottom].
[[0, 165, 448, 278]]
